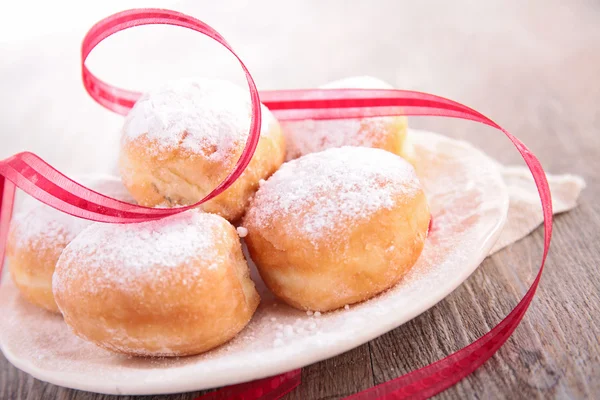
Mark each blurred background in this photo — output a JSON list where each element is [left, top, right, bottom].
[[1, 0, 598, 177]]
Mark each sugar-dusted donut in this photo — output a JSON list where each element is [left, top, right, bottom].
[[6, 176, 132, 313], [280, 76, 415, 164], [119, 78, 286, 222], [53, 210, 260, 357], [243, 146, 429, 312]]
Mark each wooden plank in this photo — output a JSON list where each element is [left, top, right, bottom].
[[286, 345, 374, 400]]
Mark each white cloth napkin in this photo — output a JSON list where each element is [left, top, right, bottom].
[[490, 165, 585, 254]]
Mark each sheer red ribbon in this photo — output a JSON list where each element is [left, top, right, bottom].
[[0, 8, 552, 400]]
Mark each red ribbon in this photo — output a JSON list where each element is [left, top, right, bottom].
[[0, 8, 552, 400]]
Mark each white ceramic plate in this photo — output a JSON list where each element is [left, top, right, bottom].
[[0, 130, 509, 395]]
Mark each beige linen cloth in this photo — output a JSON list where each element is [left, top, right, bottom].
[[490, 165, 585, 254]]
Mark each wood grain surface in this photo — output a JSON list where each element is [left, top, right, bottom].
[[1, 0, 599, 399]]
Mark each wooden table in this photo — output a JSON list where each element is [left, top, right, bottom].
[[1, 0, 599, 398]]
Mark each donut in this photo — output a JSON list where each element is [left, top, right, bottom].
[[243, 146, 430, 312], [280, 76, 415, 164], [53, 210, 260, 357], [119, 78, 286, 222], [6, 176, 132, 313]]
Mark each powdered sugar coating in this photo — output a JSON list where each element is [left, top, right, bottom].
[[122, 78, 275, 162], [245, 146, 420, 245], [281, 76, 399, 160], [9, 175, 133, 251], [11, 206, 91, 251], [53, 210, 231, 294]]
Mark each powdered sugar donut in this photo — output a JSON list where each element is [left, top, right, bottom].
[[119, 78, 286, 222], [53, 210, 260, 357], [243, 147, 430, 312], [280, 76, 415, 164], [6, 176, 132, 313]]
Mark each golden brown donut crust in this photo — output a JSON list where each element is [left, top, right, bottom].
[[280, 76, 414, 165], [119, 80, 286, 222], [282, 114, 409, 161], [246, 192, 429, 312], [7, 232, 63, 313], [243, 147, 429, 312], [6, 176, 131, 313], [53, 211, 260, 357]]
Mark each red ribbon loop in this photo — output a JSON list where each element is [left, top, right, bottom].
[[0, 8, 262, 226], [0, 8, 553, 400]]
